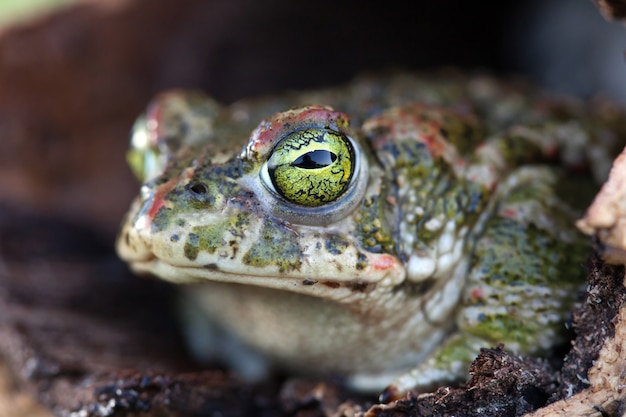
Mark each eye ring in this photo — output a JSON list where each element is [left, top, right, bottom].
[[258, 128, 368, 226]]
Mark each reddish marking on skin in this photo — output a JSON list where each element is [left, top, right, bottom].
[[146, 192, 166, 222], [419, 132, 446, 157], [145, 183, 172, 226], [470, 287, 485, 301], [247, 106, 349, 155], [366, 107, 449, 158], [143, 170, 192, 228], [370, 254, 398, 271], [146, 94, 169, 147], [501, 208, 518, 219]]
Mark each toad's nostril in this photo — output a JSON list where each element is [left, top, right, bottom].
[[186, 182, 208, 196]]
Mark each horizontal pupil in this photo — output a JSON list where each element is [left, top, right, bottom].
[[292, 150, 337, 169]]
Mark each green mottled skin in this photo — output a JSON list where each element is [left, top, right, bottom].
[[242, 218, 303, 272], [184, 212, 250, 260], [117, 73, 626, 395]]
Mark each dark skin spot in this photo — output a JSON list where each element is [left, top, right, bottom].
[[347, 281, 374, 293], [184, 232, 200, 260], [228, 240, 239, 258], [322, 281, 341, 289], [356, 252, 368, 271], [325, 234, 349, 255], [204, 263, 219, 270], [302, 279, 317, 286]]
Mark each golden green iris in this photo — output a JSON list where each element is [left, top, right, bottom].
[[267, 128, 354, 207]]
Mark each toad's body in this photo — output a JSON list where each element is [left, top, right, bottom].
[[117, 74, 622, 396]]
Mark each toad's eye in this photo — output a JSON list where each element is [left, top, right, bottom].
[[263, 128, 355, 207]]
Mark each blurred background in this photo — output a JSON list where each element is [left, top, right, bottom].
[[2, 0, 621, 101]]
